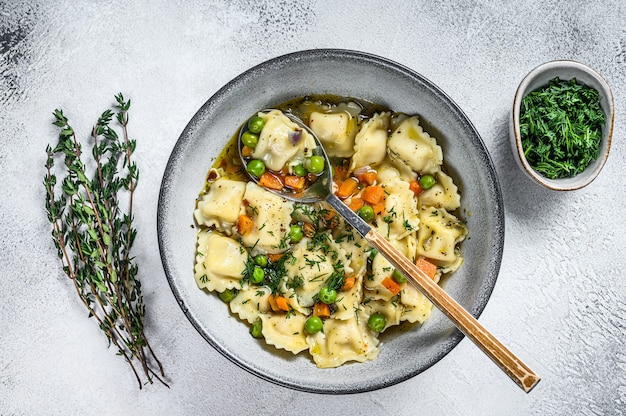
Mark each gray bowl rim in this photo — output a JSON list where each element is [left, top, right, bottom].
[[511, 59, 614, 190], [157, 48, 505, 394]]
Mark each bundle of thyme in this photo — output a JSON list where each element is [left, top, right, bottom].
[[44, 94, 167, 388]]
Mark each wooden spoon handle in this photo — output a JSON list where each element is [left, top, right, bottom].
[[366, 230, 541, 393]]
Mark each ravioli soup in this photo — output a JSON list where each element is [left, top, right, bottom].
[[193, 96, 468, 368]]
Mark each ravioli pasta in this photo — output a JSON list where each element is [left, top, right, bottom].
[[194, 96, 468, 368]]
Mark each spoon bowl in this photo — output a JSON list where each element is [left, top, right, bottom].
[[238, 109, 540, 393], [238, 110, 334, 204]]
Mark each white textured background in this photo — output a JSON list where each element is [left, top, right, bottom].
[[1, 0, 624, 414]]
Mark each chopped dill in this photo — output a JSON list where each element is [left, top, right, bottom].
[[519, 77, 605, 179]]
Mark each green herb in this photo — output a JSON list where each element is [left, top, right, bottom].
[[325, 261, 346, 292], [275, 231, 290, 249], [519, 77, 605, 179], [402, 212, 414, 231], [44, 94, 168, 389], [285, 274, 304, 290], [260, 251, 294, 295], [383, 206, 396, 224], [242, 254, 257, 283], [304, 254, 326, 270]]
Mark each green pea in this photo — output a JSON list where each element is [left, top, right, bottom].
[[247, 116, 265, 134], [293, 164, 307, 177], [305, 155, 325, 174], [241, 131, 259, 148], [358, 205, 375, 222], [246, 159, 266, 177], [289, 224, 304, 243], [254, 254, 268, 267], [250, 319, 263, 338], [318, 286, 337, 304], [392, 269, 407, 283], [218, 289, 237, 303], [304, 316, 323, 334], [368, 312, 387, 333], [250, 266, 265, 284], [419, 174, 436, 190]]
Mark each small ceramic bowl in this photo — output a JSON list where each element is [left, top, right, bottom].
[[510, 60, 614, 190]]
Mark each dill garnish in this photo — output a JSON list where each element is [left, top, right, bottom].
[[264, 252, 295, 295], [519, 77, 605, 179]]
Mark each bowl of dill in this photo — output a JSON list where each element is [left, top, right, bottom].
[[510, 60, 614, 190]]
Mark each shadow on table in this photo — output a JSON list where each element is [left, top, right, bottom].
[[490, 112, 569, 223]]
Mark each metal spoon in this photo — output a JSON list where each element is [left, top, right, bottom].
[[239, 110, 540, 393]]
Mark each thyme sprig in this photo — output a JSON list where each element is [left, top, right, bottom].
[[43, 94, 168, 389]]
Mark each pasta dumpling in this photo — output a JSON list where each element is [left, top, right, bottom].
[[399, 284, 434, 324], [387, 116, 443, 174], [194, 230, 247, 292], [375, 166, 420, 241], [333, 273, 363, 321], [229, 286, 273, 324], [350, 112, 390, 169], [240, 182, 293, 254], [365, 235, 416, 300], [419, 171, 461, 211], [309, 110, 358, 157], [307, 315, 379, 368], [252, 109, 317, 171], [261, 314, 309, 354], [285, 237, 338, 310], [335, 230, 369, 278], [194, 178, 246, 234], [417, 206, 468, 263], [363, 299, 403, 330]]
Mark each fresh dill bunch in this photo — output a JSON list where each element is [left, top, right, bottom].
[[43, 94, 168, 389], [519, 77, 605, 179]]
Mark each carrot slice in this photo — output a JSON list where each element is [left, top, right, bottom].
[[274, 295, 290, 312], [416, 257, 438, 279], [336, 177, 358, 199], [371, 202, 385, 215], [348, 197, 364, 212], [356, 170, 377, 186], [236, 214, 254, 236], [241, 145, 254, 158], [284, 175, 305, 191], [382, 276, 401, 295], [341, 275, 356, 291], [267, 253, 285, 263], [362, 185, 385, 204], [302, 222, 316, 238], [322, 210, 340, 229], [268, 294, 290, 312], [258, 172, 284, 190], [333, 165, 349, 181], [267, 295, 278, 311], [409, 180, 423, 196], [313, 302, 330, 318]]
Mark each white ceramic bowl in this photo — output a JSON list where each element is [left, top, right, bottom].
[[158, 49, 504, 393], [510, 60, 614, 190]]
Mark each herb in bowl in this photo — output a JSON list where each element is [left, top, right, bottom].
[[519, 77, 606, 179]]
